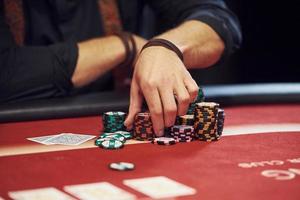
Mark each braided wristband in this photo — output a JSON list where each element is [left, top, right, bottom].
[[141, 38, 184, 62]]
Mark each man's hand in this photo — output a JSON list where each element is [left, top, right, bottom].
[[124, 21, 224, 136], [124, 46, 199, 136]]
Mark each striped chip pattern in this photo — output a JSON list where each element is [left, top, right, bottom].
[[133, 112, 155, 141], [103, 111, 126, 132], [171, 125, 194, 142], [194, 102, 221, 141]]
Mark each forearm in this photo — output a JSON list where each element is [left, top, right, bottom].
[[72, 35, 126, 88], [156, 20, 225, 68]]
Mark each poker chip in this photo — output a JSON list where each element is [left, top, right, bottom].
[[114, 131, 133, 140], [177, 114, 194, 125], [99, 138, 124, 149], [99, 132, 126, 143], [170, 125, 194, 142], [133, 112, 154, 141], [95, 130, 133, 150], [152, 137, 176, 145], [217, 109, 225, 137], [94, 137, 103, 146], [174, 138, 193, 142], [103, 111, 126, 132], [109, 162, 135, 171], [171, 125, 194, 133], [193, 102, 223, 142], [98, 99, 225, 149]]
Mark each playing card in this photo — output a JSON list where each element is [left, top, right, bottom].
[[8, 187, 74, 200], [44, 133, 96, 145], [27, 135, 59, 145], [64, 182, 136, 200], [123, 176, 196, 199]]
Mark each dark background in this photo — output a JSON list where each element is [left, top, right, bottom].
[[192, 1, 300, 85]]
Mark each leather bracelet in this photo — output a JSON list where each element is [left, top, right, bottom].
[[141, 38, 184, 62], [115, 32, 136, 68], [128, 33, 137, 78], [128, 33, 137, 67]]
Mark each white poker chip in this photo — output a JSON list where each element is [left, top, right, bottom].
[[109, 162, 135, 171], [151, 137, 176, 145], [105, 111, 126, 116]]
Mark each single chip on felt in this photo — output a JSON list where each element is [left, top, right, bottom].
[[109, 162, 135, 171], [152, 137, 176, 145]]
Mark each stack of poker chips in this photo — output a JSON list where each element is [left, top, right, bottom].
[[170, 125, 194, 142], [177, 114, 195, 126], [102, 111, 126, 132], [193, 102, 220, 141], [186, 87, 205, 115], [95, 131, 132, 149], [133, 112, 155, 141], [217, 109, 225, 137], [98, 100, 225, 148]]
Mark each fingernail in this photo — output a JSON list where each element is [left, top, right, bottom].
[[126, 125, 133, 131], [157, 129, 164, 137]]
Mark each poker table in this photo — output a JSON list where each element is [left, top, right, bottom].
[[1, 83, 300, 200]]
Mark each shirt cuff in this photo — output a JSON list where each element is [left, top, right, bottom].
[[184, 9, 242, 61]]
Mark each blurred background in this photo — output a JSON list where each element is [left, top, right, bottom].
[[191, 1, 300, 85]]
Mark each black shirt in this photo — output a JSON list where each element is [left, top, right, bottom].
[[0, 0, 242, 103]]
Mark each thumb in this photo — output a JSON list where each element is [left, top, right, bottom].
[[124, 79, 143, 130]]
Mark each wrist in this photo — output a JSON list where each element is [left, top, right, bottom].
[[141, 38, 184, 62]]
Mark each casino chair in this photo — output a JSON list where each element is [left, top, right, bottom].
[[0, 83, 300, 122]]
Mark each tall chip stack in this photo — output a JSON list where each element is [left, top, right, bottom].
[[177, 115, 194, 126], [133, 112, 155, 141], [102, 111, 126, 132], [193, 102, 220, 141], [171, 125, 194, 142], [96, 112, 133, 149]]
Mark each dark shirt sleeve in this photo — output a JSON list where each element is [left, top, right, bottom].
[[146, 0, 242, 57], [0, 4, 78, 103]]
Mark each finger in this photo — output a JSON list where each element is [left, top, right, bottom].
[[142, 84, 164, 136], [183, 72, 199, 102], [124, 79, 143, 130], [174, 80, 191, 116], [158, 86, 177, 127]]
